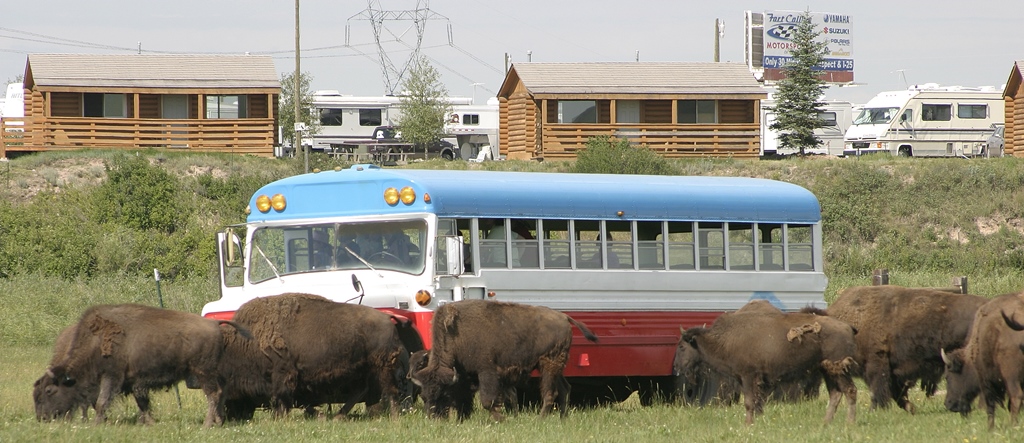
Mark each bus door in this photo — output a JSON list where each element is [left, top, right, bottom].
[[217, 228, 246, 299]]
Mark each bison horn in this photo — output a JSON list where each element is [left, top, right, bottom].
[[940, 348, 949, 364], [45, 369, 54, 379]]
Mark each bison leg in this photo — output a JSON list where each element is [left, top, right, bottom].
[[94, 374, 122, 424], [821, 358, 858, 424], [555, 375, 571, 418], [196, 376, 224, 427], [131, 386, 154, 425], [477, 372, 505, 422], [333, 384, 370, 420], [739, 374, 763, 426], [863, 355, 893, 410]]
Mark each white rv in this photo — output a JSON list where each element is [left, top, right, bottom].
[[304, 91, 474, 161], [446, 97, 499, 161], [761, 97, 854, 157], [1, 82, 25, 151], [843, 84, 1004, 157]]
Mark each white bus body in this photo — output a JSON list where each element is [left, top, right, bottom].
[[844, 84, 1004, 157], [761, 98, 854, 157]]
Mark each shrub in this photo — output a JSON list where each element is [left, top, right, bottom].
[[92, 154, 184, 234], [572, 136, 676, 175]]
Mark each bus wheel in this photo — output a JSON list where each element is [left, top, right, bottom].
[[897, 146, 912, 157]]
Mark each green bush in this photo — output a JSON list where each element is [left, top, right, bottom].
[[572, 136, 676, 175], [93, 154, 184, 234]]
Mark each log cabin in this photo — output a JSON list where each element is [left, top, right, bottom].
[[496, 62, 766, 160], [0, 54, 280, 158], [1002, 60, 1024, 157]]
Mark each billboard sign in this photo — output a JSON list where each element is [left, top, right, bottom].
[[748, 10, 854, 84]]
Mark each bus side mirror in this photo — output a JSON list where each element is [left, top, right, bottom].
[[444, 236, 468, 274]]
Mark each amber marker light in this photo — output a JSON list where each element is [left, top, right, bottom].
[[400, 186, 416, 205], [415, 289, 432, 306], [270, 194, 286, 211], [487, 291, 497, 298], [423, 193, 431, 203], [384, 187, 400, 205], [255, 195, 272, 213]]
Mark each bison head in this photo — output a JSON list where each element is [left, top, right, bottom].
[[32, 367, 88, 422], [941, 348, 979, 416]]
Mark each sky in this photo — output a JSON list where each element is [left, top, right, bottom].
[[2, 1, 1021, 105]]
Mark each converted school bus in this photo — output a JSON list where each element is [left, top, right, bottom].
[[496, 62, 767, 160], [0, 54, 280, 158]]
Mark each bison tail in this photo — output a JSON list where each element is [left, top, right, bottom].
[[799, 305, 829, 316], [821, 356, 857, 375], [567, 317, 599, 343], [219, 320, 254, 340], [1001, 309, 1024, 332]]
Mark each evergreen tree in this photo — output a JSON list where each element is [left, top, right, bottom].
[[769, 10, 828, 155], [398, 56, 452, 152]]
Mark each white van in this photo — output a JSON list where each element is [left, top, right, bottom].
[[844, 84, 1003, 157]]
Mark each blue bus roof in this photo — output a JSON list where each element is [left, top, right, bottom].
[[247, 165, 821, 224]]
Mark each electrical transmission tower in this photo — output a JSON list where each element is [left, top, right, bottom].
[[346, 0, 452, 95]]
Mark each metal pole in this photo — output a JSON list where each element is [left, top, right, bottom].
[[714, 19, 720, 62], [295, 0, 306, 173], [153, 269, 182, 409]]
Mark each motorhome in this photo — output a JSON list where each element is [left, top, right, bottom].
[[761, 96, 854, 156], [844, 84, 1004, 157], [1, 82, 25, 153], [303, 91, 479, 162], [446, 97, 499, 161]]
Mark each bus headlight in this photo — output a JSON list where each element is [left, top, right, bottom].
[[415, 289, 432, 306], [255, 195, 272, 213], [384, 187, 400, 205], [400, 186, 416, 205], [270, 194, 286, 211]]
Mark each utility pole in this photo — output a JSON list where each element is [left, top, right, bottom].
[[295, 0, 306, 173]]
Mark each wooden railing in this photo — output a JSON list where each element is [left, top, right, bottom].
[[1, 117, 276, 158], [538, 124, 761, 159]]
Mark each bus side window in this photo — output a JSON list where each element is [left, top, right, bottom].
[[698, 222, 724, 270], [575, 220, 602, 269], [511, 219, 539, 269], [788, 224, 815, 271], [637, 221, 665, 270], [666, 221, 695, 270], [728, 223, 754, 270], [542, 219, 571, 269], [607, 220, 633, 269], [479, 218, 509, 268], [758, 223, 784, 270]]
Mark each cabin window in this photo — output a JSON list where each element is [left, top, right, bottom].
[[320, 109, 343, 126], [957, 104, 987, 119], [678, 100, 717, 124], [558, 100, 598, 123], [921, 104, 951, 122], [206, 95, 247, 119], [617, 100, 640, 123], [359, 109, 382, 126], [84, 93, 126, 118], [462, 114, 480, 125]]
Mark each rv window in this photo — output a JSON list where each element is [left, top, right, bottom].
[[320, 109, 343, 126], [921, 104, 951, 122], [462, 114, 480, 125], [957, 104, 987, 119], [817, 111, 838, 126], [359, 109, 383, 126]]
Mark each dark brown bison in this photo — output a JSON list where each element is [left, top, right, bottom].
[[943, 292, 1024, 429], [218, 293, 415, 420], [411, 299, 598, 421], [828, 285, 987, 412], [675, 301, 823, 407], [674, 303, 858, 425], [32, 304, 248, 426]]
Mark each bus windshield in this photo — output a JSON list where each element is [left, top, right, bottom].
[[852, 107, 899, 125], [247, 219, 426, 282]]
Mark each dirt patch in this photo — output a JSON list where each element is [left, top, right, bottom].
[[2, 158, 107, 203], [976, 215, 1024, 236]]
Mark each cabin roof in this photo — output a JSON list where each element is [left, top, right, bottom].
[[26, 54, 280, 89], [499, 62, 765, 97]]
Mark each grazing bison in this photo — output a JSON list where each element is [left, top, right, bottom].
[[218, 293, 414, 420], [674, 303, 858, 425], [411, 299, 598, 421], [828, 285, 987, 412], [943, 292, 1024, 429], [33, 304, 248, 427]]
